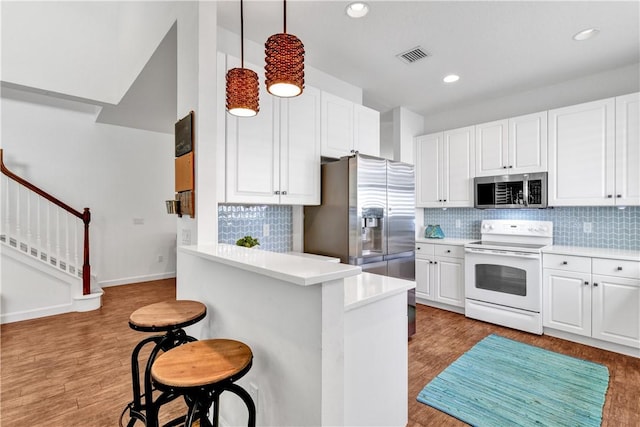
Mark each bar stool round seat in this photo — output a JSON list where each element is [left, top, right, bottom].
[[150, 339, 256, 427], [129, 300, 207, 332], [124, 300, 207, 427]]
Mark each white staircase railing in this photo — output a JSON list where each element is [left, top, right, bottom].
[[1, 149, 91, 293]]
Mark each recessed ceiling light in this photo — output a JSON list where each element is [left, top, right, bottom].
[[573, 28, 600, 41], [443, 74, 460, 83], [346, 2, 369, 18]]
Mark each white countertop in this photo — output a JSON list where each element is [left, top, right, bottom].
[[179, 243, 361, 286], [286, 251, 341, 263], [542, 245, 640, 261], [343, 272, 416, 312], [415, 237, 476, 245]]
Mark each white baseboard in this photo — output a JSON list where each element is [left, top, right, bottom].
[[99, 272, 176, 287], [1, 303, 73, 324]]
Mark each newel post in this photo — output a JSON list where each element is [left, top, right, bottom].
[[82, 207, 91, 295]]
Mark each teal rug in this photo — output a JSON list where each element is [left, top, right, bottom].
[[417, 334, 610, 426]]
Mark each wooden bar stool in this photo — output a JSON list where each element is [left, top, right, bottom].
[[149, 339, 256, 427], [124, 300, 207, 427]]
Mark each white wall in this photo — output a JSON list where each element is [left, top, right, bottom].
[[1, 89, 177, 286], [422, 63, 640, 134], [0, 1, 176, 106], [393, 107, 424, 164], [174, 2, 219, 246]]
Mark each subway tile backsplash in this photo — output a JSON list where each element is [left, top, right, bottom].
[[218, 204, 293, 252], [423, 206, 640, 250]]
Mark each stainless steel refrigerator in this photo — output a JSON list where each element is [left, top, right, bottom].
[[304, 153, 416, 336]]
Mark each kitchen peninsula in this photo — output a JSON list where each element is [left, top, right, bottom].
[[176, 244, 415, 426]]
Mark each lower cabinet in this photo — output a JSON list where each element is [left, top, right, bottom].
[[543, 254, 640, 349], [415, 243, 465, 308]]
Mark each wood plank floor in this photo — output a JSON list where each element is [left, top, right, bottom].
[[1, 280, 639, 426]]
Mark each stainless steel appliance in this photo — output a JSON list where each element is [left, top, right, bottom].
[[464, 220, 553, 334], [474, 172, 547, 208], [304, 153, 416, 335]]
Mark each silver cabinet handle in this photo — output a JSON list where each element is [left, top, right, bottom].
[[282, 191, 287, 195], [274, 190, 280, 195]]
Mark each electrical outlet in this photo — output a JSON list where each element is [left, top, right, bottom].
[[583, 222, 592, 233], [248, 382, 259, 412], [157, 255, 164, 263], [133, 218, 144, 225], [263, 224, 270, 237], [182, 229, 192, 245], [456, 219, 461, 228]]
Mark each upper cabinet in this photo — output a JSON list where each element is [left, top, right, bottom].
[[224, 55, 320, 205], [615, 92, 640, 206], [415, 126, 475, 208], [321, 91, 380, 158], [475, 111, 547, 177]]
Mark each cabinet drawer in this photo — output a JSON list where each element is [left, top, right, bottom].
[[434, 244, 464, 258], [543, 254, 591, 273], [415, 243, 434, 259], [592, 258, 640, 279]]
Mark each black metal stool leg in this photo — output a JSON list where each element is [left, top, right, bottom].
[[222, 383, 257, 427]]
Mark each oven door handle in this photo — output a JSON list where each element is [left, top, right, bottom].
[[465, 248, 541, 259]]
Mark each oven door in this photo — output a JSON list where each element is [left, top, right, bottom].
[[464, 248, 541, 312]]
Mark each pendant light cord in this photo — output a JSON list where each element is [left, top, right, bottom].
[[283, 0, 287, 33], [240, 0, 245, 67]]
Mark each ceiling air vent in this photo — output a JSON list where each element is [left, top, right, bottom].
[[396, 46, 429, 64]]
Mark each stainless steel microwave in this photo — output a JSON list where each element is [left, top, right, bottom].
[[474, 172, 548, 209]]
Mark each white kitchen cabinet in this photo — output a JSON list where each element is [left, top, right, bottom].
[[224, 55, 320, 205], [321, 91, 380, 158], [543, 268, 592, 336], [415, 126, 475, 207], [415, 243, 464, 308], [548, 97, 616, 206], [615, 92, 640, 206], [543, 253, 640, 349], [475, 112, 547, 177], [354, 103, 380, 157]]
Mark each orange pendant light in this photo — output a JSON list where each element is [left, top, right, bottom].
[[265, 0, 305, 98], [226, 0, 259, 117]]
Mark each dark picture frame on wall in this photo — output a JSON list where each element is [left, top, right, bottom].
[[175, 111, 194, 157]]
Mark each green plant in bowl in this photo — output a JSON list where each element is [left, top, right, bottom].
[[236, 235, 260, 248]]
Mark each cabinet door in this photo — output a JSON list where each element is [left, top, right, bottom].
[[225, 57, 280, 204], [509, 111, 548, 174], [321, 92, 354, 159], [353, 104, 380, 157], [442, 126, 475, 207], [542, 269, 591, 336], [435, 257, 464, 307], [415, 258, 433, 300], [615, 92, 640, 206], [415, 133, 443, 207], [475, 119, 508, 177], [592, 274, 640, 348], [280, 86, 321, 205], [548, 98, 615, 206]]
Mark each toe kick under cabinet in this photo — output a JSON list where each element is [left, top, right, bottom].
[[542, 253, 640, 352]]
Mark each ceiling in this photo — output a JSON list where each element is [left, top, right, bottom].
[[217, 1, 640, 117]]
